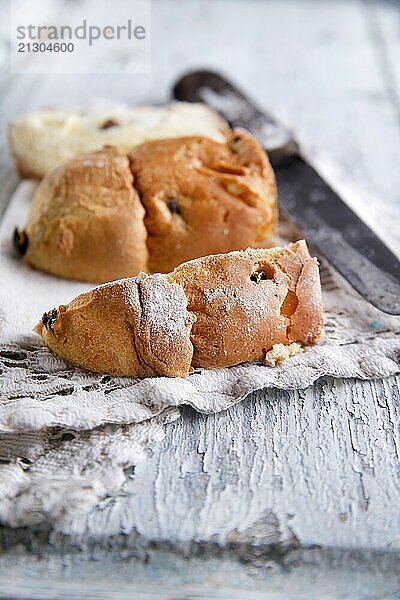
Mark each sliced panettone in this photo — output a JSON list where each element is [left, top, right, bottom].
[[35, 242, 324, 377], [17, 130, 277, 283], [35, 273, 196, 378], [129, 129, 277, 273], [9, 102, 230, 179], [20, 146, 148, 283], [170, 240, 323, 368]]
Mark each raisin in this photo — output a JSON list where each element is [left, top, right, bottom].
[[99, 118, 119, 129], [42, 308, 58, 333], [250, 270, 269, 283], [13, 228, 28, 257], [167, 197, 181, 215]]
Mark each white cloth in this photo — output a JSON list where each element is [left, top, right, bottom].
[[1, 180, 400, 531]]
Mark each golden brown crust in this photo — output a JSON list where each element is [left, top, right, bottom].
[[19, 131, 277, 283], [36, 241, 324, 377], [129, 129, 277, 273], [170, 240, 324, 368], [23, 146, 148, 283], [35, 273, 196, 378]]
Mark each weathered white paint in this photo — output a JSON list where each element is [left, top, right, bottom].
[[0, 0, 400, 595], [66, 376, 399, 551]]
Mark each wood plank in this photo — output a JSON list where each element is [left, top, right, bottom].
[[0, 0, 399, 566], [1, 520, 400, 599], [0, 543, 400, 599], [54, 376, 398, 551], [364, 0, 400, 127]]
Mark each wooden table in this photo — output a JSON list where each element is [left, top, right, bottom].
[[1, 1, 400, 597]]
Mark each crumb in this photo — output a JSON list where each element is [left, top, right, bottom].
[[264, 342, 303, 367]]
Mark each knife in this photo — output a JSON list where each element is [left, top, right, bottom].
[[173, 70, 400, 315]]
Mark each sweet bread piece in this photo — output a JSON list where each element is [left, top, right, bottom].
[[16, 130, 277, 283], [170, 240, 323, 369], [35, 273, 196, 378], [129, 130, 277, 273], [35, 241, 324, 377], [8, 102, 229, 179], [20, 146, 148, 283]]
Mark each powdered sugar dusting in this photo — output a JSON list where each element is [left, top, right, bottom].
[[81, 273, 194, 347], [95, 275, 145, 305], [142, 274, 194, 340], [203, 287, 225, 302], [203, 284, 273, 315]]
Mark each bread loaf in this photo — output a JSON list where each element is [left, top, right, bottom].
[[35, 241, 324, 377], [129, 130, 276, 273], [17, 130, 277, 282], [20, 146, 148, 283], [36, 273, 195, 378], [9, 102, 230, 179]]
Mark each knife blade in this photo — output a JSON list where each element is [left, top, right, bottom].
[[173, 70, 400, 315]]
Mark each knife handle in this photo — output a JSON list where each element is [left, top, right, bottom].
[[173, 70, 299, 166]]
